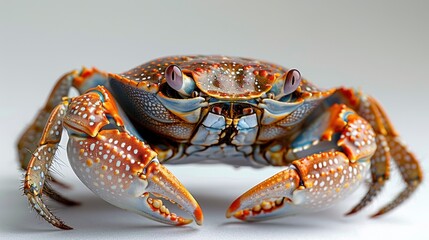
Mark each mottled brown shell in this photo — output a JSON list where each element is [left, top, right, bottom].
[[119, 56, 324, 100]]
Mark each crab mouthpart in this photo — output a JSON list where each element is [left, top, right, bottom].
[[145, 162, 203, 226]]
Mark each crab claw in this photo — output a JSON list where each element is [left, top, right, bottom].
[[130, 161, 203, 226], [226, 166, 303, 221]]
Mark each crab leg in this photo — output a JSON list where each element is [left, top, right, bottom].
[[344, 95, 393, 215], [371, 135, 422, 217], [334, 90, 423, 216], [18, 72, 74, 196], [24, 103, 72, 229], [345, 134, 390, 215], [18, 72, 73, 171], [18, 68, 108, 204], [227, 104, 377, 220]]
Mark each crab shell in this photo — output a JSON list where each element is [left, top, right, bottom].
[[107, 56, 336, 145], [120, 55, 333, 101]]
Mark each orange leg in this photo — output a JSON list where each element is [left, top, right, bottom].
[[339, 90, 423, 216], [345, 134, 390, 215], [24, 103, 72, 229], [370, 135, 422, 217], [18, 68, 108, 205]]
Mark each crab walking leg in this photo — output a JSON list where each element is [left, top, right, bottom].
[[18, 68, 106, 170], [24, 103, 73, 229], [366, 97, 422, 217], [18, 72, 73, 171], [18, 72, 74, 194], [18, 68, 109, 202], [336, 90, 423, 216], [343, 94, 394, 215], [371, 135, 423, 217], [345, 134, 390, 215], [227, 104, 377, 220]]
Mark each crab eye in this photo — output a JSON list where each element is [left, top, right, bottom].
[[165, 65, 183, 91], [283, 69, 301, 95], [165, 65, 196, 97]]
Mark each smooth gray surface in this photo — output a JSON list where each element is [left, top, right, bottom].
[[1, 1, 428, 239]]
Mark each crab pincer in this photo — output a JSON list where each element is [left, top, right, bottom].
[[227, 105, 376, 221], [24, 85, 203, 229], [123, 160, 204, 226]]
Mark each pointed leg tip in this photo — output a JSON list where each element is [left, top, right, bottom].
[[370, 211, 383, 218], [344, 205, 364, 216], [344, 210, 357, 216], [60, 225, 74, 230], [55, 222, 73, 230], [370, 206, 392, 218]]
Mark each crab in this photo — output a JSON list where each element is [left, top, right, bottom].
[[18, 56, 422, 230]]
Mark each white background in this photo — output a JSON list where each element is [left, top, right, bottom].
[[1, 1, 428, 239]]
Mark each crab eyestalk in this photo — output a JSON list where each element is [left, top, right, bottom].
[[270, 69, 302, 100], [165, 65, 196, 97]]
